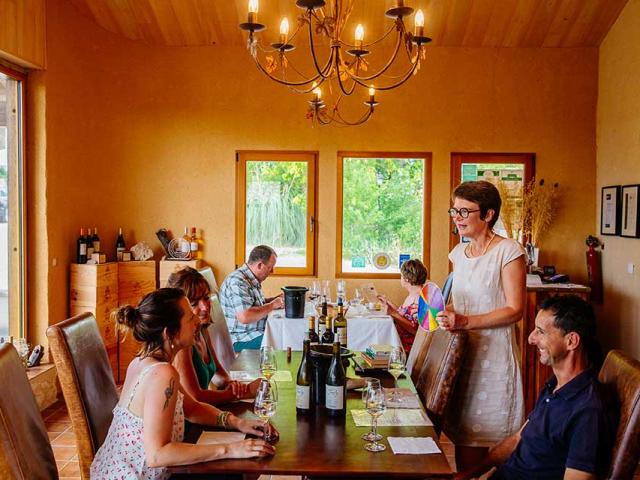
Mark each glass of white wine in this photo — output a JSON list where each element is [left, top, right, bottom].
[[259, 345, 277, 380], [387, 346, 406, 403], [361, 378, 383, 441], [254, 379, 278, 441], [363, 380, 386, 452]]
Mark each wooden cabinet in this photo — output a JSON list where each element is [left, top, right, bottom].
[[516, 284, 591, 414], [159, 258, 203, 287]]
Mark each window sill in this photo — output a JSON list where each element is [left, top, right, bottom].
[[27, 362, 58, 411]]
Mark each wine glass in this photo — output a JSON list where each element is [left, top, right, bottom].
[[321, 280, 332, 304], [361, 378, 383, 441], [259, 345, 277, 380], [336, 279, 346, 304], [309, 280, 321, 305], [387, 346, 407, 403], [350, 288, 363, 314], [363, 381, 386, 452], [254, 379, 278, 441]]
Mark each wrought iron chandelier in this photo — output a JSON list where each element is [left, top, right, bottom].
[[239, 0, 431, 126]]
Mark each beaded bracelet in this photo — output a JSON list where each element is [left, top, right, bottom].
[[217, 411, 231, 429]]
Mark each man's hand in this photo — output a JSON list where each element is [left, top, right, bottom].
[[270, 295, 284, 310]]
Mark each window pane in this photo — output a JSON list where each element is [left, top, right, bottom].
[[341, 157, 424, 274], [460, 163, 525, 240], [245, 161, 308, 268]]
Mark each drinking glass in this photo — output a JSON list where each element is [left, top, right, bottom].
[[14, 338, 30, 369], [361, 378, 383, 441], [336, 279, 346, 303], [259, 345, 277, 380], [363, 381, 386, 452], [321, 280, 332, 304], [309, 280, 321, 305], [350, 288, 363, 312], [387, 346, 407, 403], [254, 379, 278, 441]]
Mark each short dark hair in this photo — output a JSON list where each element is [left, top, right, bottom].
[[452, 181, 502, 229], [400, 259, 428, 286], [248, 245, 276, 264], [166, 267, 210, 305], [540, 294, 602, 368]]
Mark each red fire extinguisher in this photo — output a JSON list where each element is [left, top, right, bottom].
[[586, 235, 603, 303]]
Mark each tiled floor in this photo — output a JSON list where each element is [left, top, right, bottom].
[[43, 399, 637, 479]]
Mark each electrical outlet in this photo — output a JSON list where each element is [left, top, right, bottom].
[[628, 263, 635, 275]]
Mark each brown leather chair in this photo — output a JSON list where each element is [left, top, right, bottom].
[[414, 328, 468, 435], [47, 312, 119, 479], [598, 349, 640, 479], [0, 343, 58, 479], [407, 327, 434, 384]]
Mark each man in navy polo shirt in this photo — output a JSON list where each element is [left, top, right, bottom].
[[456, 295, 617, 480]]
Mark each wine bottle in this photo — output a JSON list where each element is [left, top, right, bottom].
[[92, 228, 101, 253], [190, 227, 198, 258], [86, 227, 94, 258], [334, 300, 348, 348], [77, 228, 88, 264], [325, 341, 346, 416], [318, 300, 328, 338], [321, 316, 334, 344], [296, 338, 313, 414], [116, 227, 126, 261], [308, 316, 320, 344], [181, 226, 191, 258]]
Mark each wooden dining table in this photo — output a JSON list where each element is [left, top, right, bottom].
[[169, 350, 453, 478]]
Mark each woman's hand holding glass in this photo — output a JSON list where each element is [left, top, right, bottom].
[[226, 438, 276, 458], [387, 346, 407, 402], [363, 381, 387, 452], [253, 379, 278, 442]]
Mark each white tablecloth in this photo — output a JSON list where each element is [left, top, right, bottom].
[[262, 303, 401, 351]]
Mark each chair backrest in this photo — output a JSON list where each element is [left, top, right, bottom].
[[198, 266, 220, 294], [407, 328, 433, 381], [442, 272, 454, 305], [414, 328, 468, 435], [47, 313, 119, 480], [0, 343, 58, 479], [598, 349, 640, 479], [206, 293, 237, 371]]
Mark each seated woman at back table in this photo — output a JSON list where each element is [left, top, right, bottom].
[[377, 259, 428, 353], [91, 288, 276, 480], [167, 267, 260, 404]]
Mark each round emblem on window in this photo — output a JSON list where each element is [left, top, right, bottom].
[[372, 253, 391, 270]]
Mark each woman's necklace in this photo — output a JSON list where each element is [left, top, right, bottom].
[[466, 231, 496, 258]]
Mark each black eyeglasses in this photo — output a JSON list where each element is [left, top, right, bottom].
[[448, 207, 480, 218]]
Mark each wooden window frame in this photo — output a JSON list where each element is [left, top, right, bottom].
[[0, 64, 27, 339], [336, 151, 432, 279], [235, 150, 318, 277], [449, 152, 535, 252]]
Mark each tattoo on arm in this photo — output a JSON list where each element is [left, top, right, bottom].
[[163, 378, 175, 411]]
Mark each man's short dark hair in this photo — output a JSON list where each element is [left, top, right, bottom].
[[248, 245, 276, 264], [540, 294, 602, 368]]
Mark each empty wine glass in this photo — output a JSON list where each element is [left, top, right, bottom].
[[363, 380, 386, 452], [259, 345, 277, 380], [387, 346, 407, 403], [361, 378, 383, 441], [310, 280, 321, 305], [254, 379, 278, 441], [322, 280, 332, 304], [336, 280, 346, 304]]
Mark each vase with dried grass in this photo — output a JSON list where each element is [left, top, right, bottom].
[[495, 180, 524, 241], [523, 178, 560, 268]]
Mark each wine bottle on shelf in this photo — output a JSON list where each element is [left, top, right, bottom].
[[307, 316, 320, 344], [190, 227, 198, 259], [296, 338, 313, 414], [116, 227, 126, 261], [181, 226, 191, 258], [325, 341, 346, 416], [86, 227, 94, 257], [317, 301, 327, 339], [77, 228, 88, 264], [334, 300, 348, 348], [321, 316, 334, 344], [92, 228, 101, 253]]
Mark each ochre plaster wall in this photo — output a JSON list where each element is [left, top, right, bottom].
[[29, 0, 598, 346], [596, 0, 640, 359]]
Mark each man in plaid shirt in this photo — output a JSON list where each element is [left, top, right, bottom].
[[220, 245, 284, 352]]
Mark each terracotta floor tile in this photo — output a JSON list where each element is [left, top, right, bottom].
[[46, 421, 71, 433], [52, 431, 77, 447], [59, 460, 81, 476], [48, 431, 63, 442], [52, 446, 78, 462]]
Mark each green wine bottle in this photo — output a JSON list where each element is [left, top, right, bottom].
[[296, 339, 313, 414], [325, 341, 346, 416]]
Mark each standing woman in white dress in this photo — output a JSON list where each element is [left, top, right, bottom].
[[437, 181, 526, 472]]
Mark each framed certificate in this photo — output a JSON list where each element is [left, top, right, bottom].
[[600, 185, 621, 235], [621, 184, 640, 238]]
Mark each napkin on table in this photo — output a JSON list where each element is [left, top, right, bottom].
[[387, 436, 441, 454]]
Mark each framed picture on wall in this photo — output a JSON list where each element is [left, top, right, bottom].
[[601, 185, 621, 235], [620, 184, 640, 238]]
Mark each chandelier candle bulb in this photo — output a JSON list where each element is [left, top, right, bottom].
[[415, 9, 425, 37], [248, 0, 258, 24], [355, 24, 364, 49], [369, 87, 375, 103], [314, 87, 322, 102], [279, 17, 289, 44]]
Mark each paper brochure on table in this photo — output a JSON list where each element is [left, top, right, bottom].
[[388, 437, 441, 455], [230, 370, 293, 382], [197, 431, 246, 445], [351, 409, 433, 427]]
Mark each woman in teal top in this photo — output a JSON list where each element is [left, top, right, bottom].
[[169, 267, 260, 404]]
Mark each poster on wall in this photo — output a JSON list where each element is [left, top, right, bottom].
[[621, 184, 640, 238], [600, 185, 621, 235]]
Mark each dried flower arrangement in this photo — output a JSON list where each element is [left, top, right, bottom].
[[496, 180, 524, 241], [523, 178, 560, 246]]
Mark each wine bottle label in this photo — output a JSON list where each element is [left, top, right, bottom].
[[181, 240, 190, 253], [337, 327, 347, 346], [296, 385, 310, 409], [318, 324, 326, 336], [79, 244, 87, 255], [87, 246, 94, 256], [93, 241, 101, 252], [325, 385, 344, 410]]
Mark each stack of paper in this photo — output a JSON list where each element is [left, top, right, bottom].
[[388, 437, 441, 455]]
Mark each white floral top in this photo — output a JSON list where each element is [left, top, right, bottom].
[[90, 362, 185, 480]]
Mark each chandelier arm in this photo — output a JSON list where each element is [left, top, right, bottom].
[[341, 23, 397, 49], [344, 29, 405, 83], [351, 56, 420, 91], [331, 105, 374, 126], [334, 50, 358, 96], [307, 11, 334, 78], [253, 55, 327, 87]]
